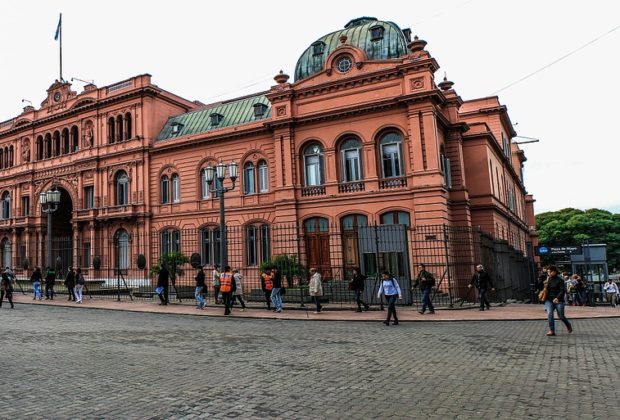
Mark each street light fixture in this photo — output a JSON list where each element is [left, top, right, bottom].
[[204, 160, 238, 268], [40, 186, 61, 270]]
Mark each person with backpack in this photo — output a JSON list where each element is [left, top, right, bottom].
[[350, 267, 369, 312], [260, 268, 273, 310], [378, 270, 402, 326], [65, 266, 76, 301], [75, 268, 86, 303], [0, 270, 14, 309], [414, 263, 436, 314], [45, 266, 56, 300], [468, 264, 495, 311], [31, 266, 43, 301]]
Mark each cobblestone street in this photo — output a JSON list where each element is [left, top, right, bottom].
[[2, 305, 619, 419]]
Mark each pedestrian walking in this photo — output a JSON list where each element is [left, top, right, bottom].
[[75, 268, 85, 303], [0, 270, 14, 309], [219, 266, 235, 315], [308, 267, 323, 313], [260, 268, 273, 310], [350, 267, 369, 312], [468, 264, 495, 311], [31, 266, 43, 301], [541, 265, 573, 336], [157, 263, 169, 305], [195, 265, 206, 309], [45, 266, 56, 300], [378, 270, 402, 326], [212, 264, 221, 304], [568, 275, 582, 306], [271, 267, 283, 313], [414, 263, 436, 315], [65, 266, 76, 301], [230, 269, 246, 311], [603, 278, 619, 308]]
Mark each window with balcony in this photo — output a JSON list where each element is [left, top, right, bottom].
[[340, 138, 363, 182], [380, 132, 403, 178], [303, 143, 324, 186]]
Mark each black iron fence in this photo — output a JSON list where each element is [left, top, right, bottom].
[[7, 224, 535, 307]]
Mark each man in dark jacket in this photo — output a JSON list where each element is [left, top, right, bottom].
[[542, 265, 573, 336], [45, 267, 56, 300], [65, 267, 76, 301], [469, 264, 495, 311], [413, 263, 435, 314], [271, 267, 283, 312], [157, 263, 170, 305]]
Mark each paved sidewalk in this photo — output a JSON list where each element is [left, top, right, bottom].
[[10, 293, 620, 322]]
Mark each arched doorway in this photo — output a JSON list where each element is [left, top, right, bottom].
[[304, 217, 331, 280], [48, 188, 73, 274]]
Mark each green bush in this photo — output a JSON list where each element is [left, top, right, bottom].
[[260, 254, 306, 286]]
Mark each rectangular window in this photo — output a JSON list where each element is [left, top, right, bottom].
[[305, 155, 322, 186], [21, 196, 30, 217], [83, 242, 91, 268], [172, 230, 180, 252], [381, 144, 401, 177], [343, 149, 361, 181], [440, 154, 452, 189], [161, 178, 169, 204], [172, 176, 180, 203], [260, 225, 270, 263], [84, 186, 94, 209], [246, 226, 257, 266], [201, 172, 210, 199], [161, 231, 170, 255], [258, 163, 268, 192], [201, 230, 212, 265], [244, 166, 255, 194]]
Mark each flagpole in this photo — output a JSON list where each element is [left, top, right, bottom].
[[59, 13, 63, 81]]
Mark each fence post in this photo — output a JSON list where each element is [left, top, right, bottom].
[[443, 224, 454, 307]]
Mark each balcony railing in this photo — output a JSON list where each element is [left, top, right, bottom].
[[338, 181, 365, 193], [379, 177, 407, 190], [301, 185, 326, 197]]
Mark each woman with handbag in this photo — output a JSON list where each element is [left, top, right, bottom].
[[541, 266, 573, 337]]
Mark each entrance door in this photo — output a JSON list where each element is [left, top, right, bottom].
[[304, 217, 331, 280], [49, 188, 73, 276]]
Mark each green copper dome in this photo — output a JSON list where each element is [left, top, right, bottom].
[[294, 17, 409, 82]]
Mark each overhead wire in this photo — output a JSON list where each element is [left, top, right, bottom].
[[492, 23, 620, 95]]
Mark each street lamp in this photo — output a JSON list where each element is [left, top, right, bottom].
[[204, 160, 238, 268], [40, 186, 61, 270]]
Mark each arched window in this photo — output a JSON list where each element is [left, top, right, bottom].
[[108, 117, 115, 143], [53, 131, 61, 157], [0, 149, 3, 169], [160, 175, 169, 204], [380, 211, 410, 226], [115, 171, 129, 205], [340, 138, 363, 182], [243, 162, 255, 195], [45, 133, 52, 158], [1, 192, 10, 219], [125, 112, 132, 139], [201, 169, 210, 199], [1, 237, 11, 268], [62, 128, 70, 154], [116, 115, 123, 141], [160, 229, 180, 255], [172, 174, 180, 203], [246, 224, 270, 266], [200, 227, 221, 266], [258, 160, 268, 192], [303, 143, 324, 186], [115, 229, 130, 270], [8, 146, 13, 167], [36, 136, 43, 160], [379, 132, 403, 178], [3, 147, 8, 168], [71, 125, 79, 152], [304, 217, 329, 233]]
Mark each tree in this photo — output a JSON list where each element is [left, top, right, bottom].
[[150, 251, 189, 285], [536, 208, 620, 271]]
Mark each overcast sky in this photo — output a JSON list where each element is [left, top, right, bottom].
[[1, 0, 618, 214]]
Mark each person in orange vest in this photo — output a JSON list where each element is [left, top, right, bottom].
[[260, 267, 273, 310], [219, 265, 236, 315]]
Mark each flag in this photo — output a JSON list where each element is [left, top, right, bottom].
[[54, 14, 62, 41]]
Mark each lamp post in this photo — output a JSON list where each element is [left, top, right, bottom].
[[40, 186, 61, 270], [204, 161, 238, 268]]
